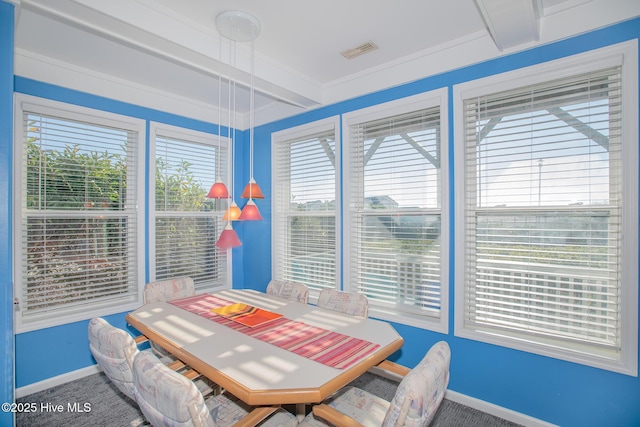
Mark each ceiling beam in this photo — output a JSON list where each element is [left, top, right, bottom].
[[474, 0, 542, 51], [20, 0, 323, 110]]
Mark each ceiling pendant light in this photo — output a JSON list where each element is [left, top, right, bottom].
[[207, 178, 229, 198], [239, 198, 263, 221], [223, 200, 242, 221], [214, 10, 264, 245], [240, 178, 264, 199], [215, 222, 242, 248]]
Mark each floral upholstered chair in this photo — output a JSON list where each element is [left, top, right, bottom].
[[300, 341, 451, 427], [317, 288, 369, 318], [141, 277, 218, 395], [132, 351, 298, 427], [88, 317, 155, 400], [89, 317, 208, 402], [143, 276, 195, 357], [266, 280, 309, 303], [143, 276, 195, 304], [89, 317, 170, 399]]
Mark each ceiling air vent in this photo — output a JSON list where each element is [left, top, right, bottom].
[[341, 41, 378, 59]]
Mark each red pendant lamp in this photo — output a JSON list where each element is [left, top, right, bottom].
[[240, 178, 264, 199], [207, 179, 229, 198], [238, 199, 262, 220], [215, 222, 241, 248]]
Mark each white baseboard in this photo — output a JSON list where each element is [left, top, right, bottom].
[[15, 365, 100, 399], [444, 389, 558, 427]]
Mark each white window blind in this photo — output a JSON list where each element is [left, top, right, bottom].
[[462, 66, 625, 358], [272, 119, 338, 291], [345, 97, 445, 327], [153, 125, 229, 292], [18, 103, 140, 328]]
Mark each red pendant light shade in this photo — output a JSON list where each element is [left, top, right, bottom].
[[238, 199, 263, 220], [207, 179, 229, 199], [222, 201, 242, 221], [215, 223, 242, 248], [240, 178, 264, 199]]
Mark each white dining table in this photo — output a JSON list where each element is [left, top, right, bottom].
[[125, 289, 404, 412]]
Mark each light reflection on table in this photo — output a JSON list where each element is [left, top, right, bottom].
[[126, 289, 404, 407]]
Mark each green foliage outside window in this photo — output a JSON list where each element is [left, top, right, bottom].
[[24, 133, 212, 311]]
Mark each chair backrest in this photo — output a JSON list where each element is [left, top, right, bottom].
[[266, 280, 309, 303], [143, 277, 195, 356], [88, 317, 139, 400], [317, 289, 369, 318], [382, 341, 451, 427], [143, 276, 195, 304], [133, 351, 215, 427]]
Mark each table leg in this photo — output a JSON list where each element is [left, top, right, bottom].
[[296, 403, 306, 421]]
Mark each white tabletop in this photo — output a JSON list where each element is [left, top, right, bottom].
[[126, 289, 404, 405]]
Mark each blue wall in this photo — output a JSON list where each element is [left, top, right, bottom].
[[1, 3, 14, 426], [4, 7, 640, 426], [11, 78, 246, 387], [242, 18, 640, 427]]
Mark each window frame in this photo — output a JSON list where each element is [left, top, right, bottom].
[[271, 116, 341, 300], [343, 88, 449, 332], [453, 41, 638, 375], [149, 122, 233, 292], [13, 94, 146, 333]]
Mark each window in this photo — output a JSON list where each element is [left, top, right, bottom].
[[272, 117, 339, 293], [454, 42, 638, 375], [343, 89, 449, 331], [150, 123, 230, 292], [14, 95, 144, 331]]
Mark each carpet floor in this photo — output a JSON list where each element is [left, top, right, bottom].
[[16, 370, 522, 426]]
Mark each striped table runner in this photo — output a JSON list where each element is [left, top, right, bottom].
[[168, 293, 380, 369]]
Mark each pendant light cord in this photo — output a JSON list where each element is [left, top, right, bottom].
[[225, 40, 235, 226], [216, 38, 222, 181], [250, 39, 255, 182]]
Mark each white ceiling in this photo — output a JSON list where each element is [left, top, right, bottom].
[[12, 0, 640, 127]]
